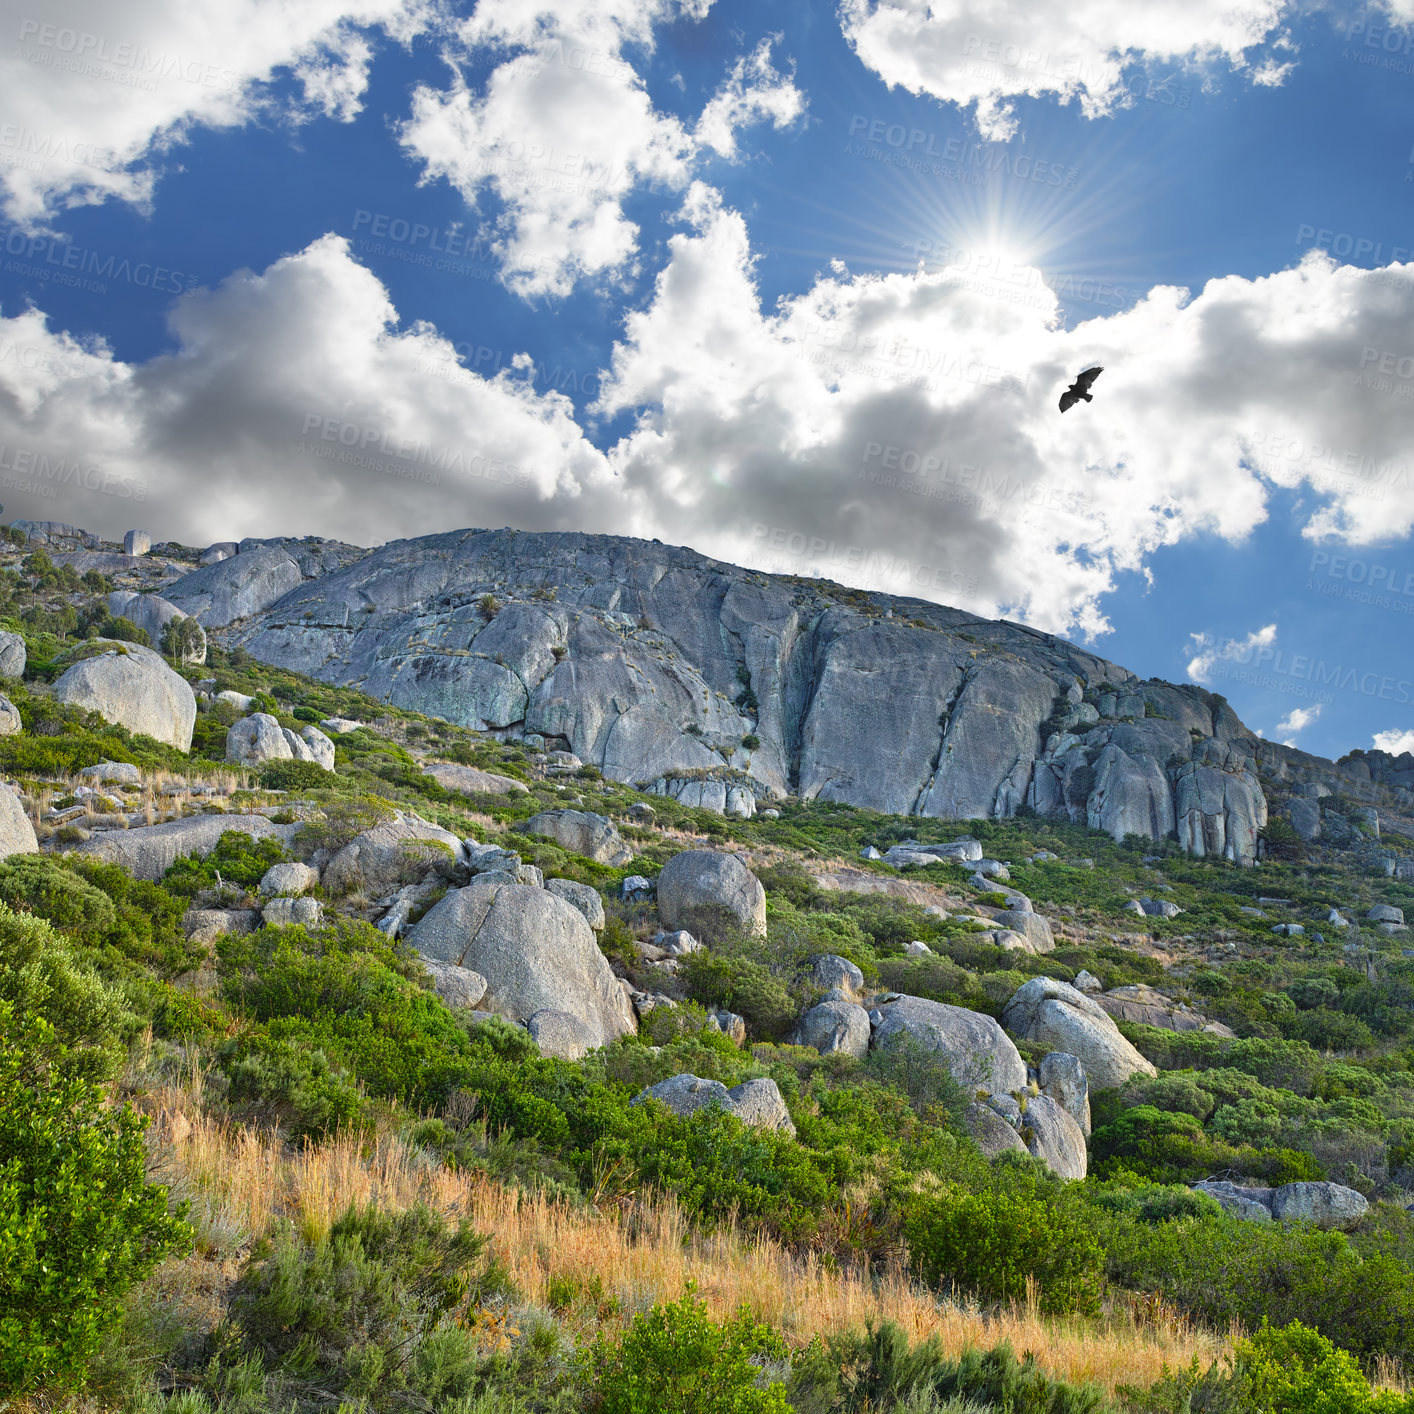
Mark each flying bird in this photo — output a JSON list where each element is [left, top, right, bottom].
[[1059, 366, 1102, 413]]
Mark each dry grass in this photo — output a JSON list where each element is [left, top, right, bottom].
[[142, 1088, 1227, 1396]]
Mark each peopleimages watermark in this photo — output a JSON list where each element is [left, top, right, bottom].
[[748, 523, 978, 596], [1355, 345, 1414, 398], [903, 238, 1136, 313], [860, 441, 1089, 517], [15, 19, 237, 91], [788, 320, 1030, 395], [296, 415, 532, 489], [1306, 548, 1414, 616], [349, 209, 558, 285], [411, 354, 601, 400], [0, 225, 200, 298], [0, 440, 147, 502], [1338, 13, 1414, 74], [1238, 429, 1407, 503], [1295, 223, 1414, 266], [1202, 631, 1413, 705], [844, 115, 1079, 187]]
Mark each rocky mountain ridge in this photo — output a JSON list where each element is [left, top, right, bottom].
[[21, 518, 1414, 863]]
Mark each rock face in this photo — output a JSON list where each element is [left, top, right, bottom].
[[523, 809, 632, 866], [420, 959, 489, 1010], [656, 850, 767, 937], [423, 762, 529, 795], [990, 910, 1055, 953], [632, 1073, 794, 1134], [262, 896, 322, 928], [406, 877, 634, 1049], [964, 1102, 1028, 1159], [1002, 978, 1157, 1091], [322, 811, 465, 897], [71, 814, 297, 881], [188, 528, 1269, 850], [545, 877, 605, 930], [0, 789, 37, 857], [793, 999, 871, 1058], [54, 642, 197, 751], [1021, 1094, 1087, 1180], [1194, 1179, 1366, 1230], [106, 591, 205, 664], [812, 954, 865, 997], [0, 696, 19, 735], [1094, 984, 1235, 1039], [258, 861, 319, 897], [227, 714, 335, 771], [872, 994, 1027, 1097], [1038, 1051, 1091, 1134], [0, 631, 25, 679]]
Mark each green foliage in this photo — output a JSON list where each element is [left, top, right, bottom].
[[903, 1157, 1106, 1315], [0, 1004, 191, 1393], [223, 1202, 512, 1409], [0, 853, 117, 937], [294, 793, 397, 856], [163, 830, 287, 898], [160, 615, 205, 665], [259, 758, 336, 791], [588, 1287, 790, 1414], [1238, 1319, 1414, 1413]]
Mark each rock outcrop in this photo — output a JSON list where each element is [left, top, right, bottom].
[[106, 591, 205, 664], [54, 642, 197, 751], [632, 1073, 795, 1134], [523, 809, 632, 866], [656, 849, 767, 936], [871, 994, 1027, 1097], [1002, 977, 1157, 1091], [545, 877, 605, 930], [0, 789, 37, 857], [71, 814, 297, 881], [227, 714, 335, 771], [1194, 1179, 1367, 1230], [322, 811, 465, 896], [407, 876, 634, 1049], [793, 999, 871, 1058], [423, 762, 529, 795], [0, 631, 25, 679]]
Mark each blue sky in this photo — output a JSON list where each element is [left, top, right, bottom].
[[0, 0, 1412, 762]]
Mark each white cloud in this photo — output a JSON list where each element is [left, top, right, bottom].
[[0, 0, 434, 227], [838, 0, 1291, 139], [0, 235, 623, 544], [1373, 728, 1414, 755], [1276, 703, 1320, 743], [400, 4, 802, 296], [1186, 624, 1279, 684]]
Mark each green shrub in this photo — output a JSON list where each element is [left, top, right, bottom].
[[0, 1005, 191, 1392], [588, 1286, 790, 1414], [1239, 1319, 1414, 1413], [259, 758, 335, 791], [162, 831, 287, 898], [0, 854, 117, 937]]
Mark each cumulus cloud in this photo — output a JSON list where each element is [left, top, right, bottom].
[[400, 3, 802, 296], [0, 235, 622, 545], [1373, 728, 1414, 755], [1186, 625, 1279, 684], [1276, 703, 1321, 744], [838, 0, 1292, 139], [0, 0, 434, 227], [595, 181, 1414, 635]]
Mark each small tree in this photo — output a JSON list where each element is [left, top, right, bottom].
[[160, 614, 205, 665]]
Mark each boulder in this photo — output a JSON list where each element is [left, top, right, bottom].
[[1269, 1181, 1368, 1230], [524, 809, 633, 866], [992, 929, 1035, 953], [1002, 977, 1156, 1091], [0, 695, 19, 736], [1021, 1094, 1087, 1179], [1287, 798, 1322, 841], [1140, 898, 1182, 918], [258, 861, 319, 897], [323, 811, 465, 897], [871, 995, 1027, 1097], [423, 761, 529, 796], [964, 1102, 1028, 1159], [545, 877, 605, 930], [78, 760, 141, 785], [527, 1009, 597, 1061], [991, 910, 1054, 952], [811, 953, 865, 997], [406, 877, 635, 1049], [904, 941, 933, 956], [164, 544, 303, 626], [71, 814, 295, 881], [1192, 1181, 1274, 1222], [420, 959, 489, 1010], [0, 631, 25, 679], [632, 1073, 794, 1134], [656, 849, 766, 937], [621, 874, 654, 901], [106, 591, 205, 665], [123, 530, 151, 556], [261, 896, 322, 928], [1038, 1051, 1091, 1134], [793, 1000, 871, 1058], [226, 714, 335, 772], [1368, 905, 1405, 925], [465, 842, 523, 875], [1095, 984, 1234, 1038], [653, 929, 702, 957], [54, 642, 196, 751], [321, 717, 365, 734], [0, 789, 37, 857], [1073, 970, 1102, 992], [299, 726, 336, 771], [707, 1010, 747, 1045]]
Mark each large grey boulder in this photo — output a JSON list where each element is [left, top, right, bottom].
[[227, 714, 335, 772], [0, 632, 25, 679], [656, 849, 766, 937], [793, 999, 871, 1058], [1287, 798, 1321, 841], [323, 811, 465, 897], [964, 1102, 1028, 1159], [1002, 977, 1156, 1091], [524, 809, 632, 866], [424, 761, 529, 795], [164, 544, 304, 626], [990, 910, 1054, 952], [54, 642, 196, 751], [1269, 1181, 1368, 1230], [812, 954, 865, 998], [1038, 1051, 1090, 1134], [1368, 904, 1405, 925], [545, 877, 605, 930], [632, 1073, 794, 1135], [106, 591, 205, 665], [1094, 984, 1234, 1038], [406, 877, 634, 1049], [258, 861, 319, 897], [1193, 1180, 1274, 1222], [78, 760, 141, 785], [1021, 1094, 1087, 1179], [0, 789, 37, 857], [261, 896, 322, 928], [871, 995, 1027, 1097], [0, 695, 19, 736], [527, 1009, 597, 1061], [70, 814, 296, 881], [420, 959, 489, 1010]]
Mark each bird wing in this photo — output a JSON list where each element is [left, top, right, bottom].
[[1077, 366, 1103, 392], [1058, 388, 1077, 412]]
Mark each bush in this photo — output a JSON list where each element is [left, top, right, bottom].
[[259, 758, 335, 792], [160, 616, 205, 665], [0, 854, 117, 938], [0, 1005, 191, 1392], [162, 830, 287, 898], [588, 1287, 790, 1414], [1239, 1319, 1414, 1413]]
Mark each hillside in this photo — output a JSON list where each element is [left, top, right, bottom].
[[4, 522, 1414, 1411]]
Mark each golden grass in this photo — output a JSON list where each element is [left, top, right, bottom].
[[143, 1089, 1227, 1396]]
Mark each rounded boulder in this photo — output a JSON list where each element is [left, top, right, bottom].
[[656, 849, 766, 937], [54, 642, 196, 751]]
